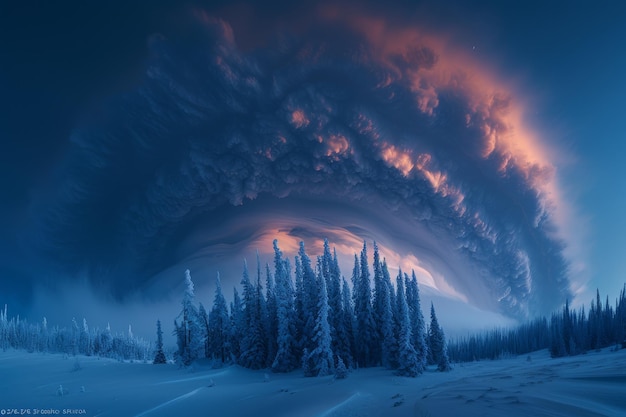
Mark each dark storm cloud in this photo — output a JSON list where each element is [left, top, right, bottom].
[[26, 8, 570, 318]]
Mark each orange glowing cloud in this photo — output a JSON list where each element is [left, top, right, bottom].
[[291, 109, 310, 128], [319, 6, 570, 247], [380, 142, 466, 213]]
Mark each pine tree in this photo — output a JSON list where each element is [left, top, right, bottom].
[[335, 356, 348, 379], [239, 260, 266, 369], [153, 320, 167, 364], [229, 287, 244, 361], [71, 317, 79, 356], [371, 242, 385, 365], [562, 299, 573, 355], [299, 242, 318, 353], [198, 303, 210, 358], [395, 272, 420, 377], [294, 255, 305, 354], [99, 323, 113, 357], [616, 285, 626, 347], [353, 243, 375, 367], [379, 270, 396, 369], [264, 263, 278, 367], [428, 303, 450, 371], [325, 243, 343, 367], [406, 271, 427, 372], [175, 269, 203, 366], [272, 240, 298, 372], [79, 318, 92, 356], [209, 273, 230, 363], [340, 277, 355, 368], [306, 264, 334, 376]]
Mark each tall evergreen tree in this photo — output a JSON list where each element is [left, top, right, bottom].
[[239, 260, 266, 369], [406, 271, 427, 372], [428, 303, 451, 371], [209, 273, 230, 363], [305, 266, 334, 377], [294, 255, 305, 354], [325, 243, 343, 366], [198, 303, 210, 358], [299, 242, 318, 353], [79, 318, 92, 356], [371, 242, 385, 366], [229, 287, 243, 361], [272, 240, 298, 372], [395, 272, 420, 377], [353, 243, 376, 367], [616, 285, 626, 345], [264, 263, 278, 367], [153, 320, 167, 364], [379, 268, 396, 369], [340, 277, 355, 367], [175, 269, 203, 366]]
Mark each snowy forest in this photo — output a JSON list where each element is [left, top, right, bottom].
[[2, 238, 626, 380], [448, 286, 626, 362], [0, 304, 152, 361], [171, 240, 450, 378]]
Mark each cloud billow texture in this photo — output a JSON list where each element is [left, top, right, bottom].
[[31, 13, 570, 319]]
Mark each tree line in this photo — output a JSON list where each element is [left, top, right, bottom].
[[0, 305, 152, 361], [447, 286, 626, 362], [169, 239, 451, 377]]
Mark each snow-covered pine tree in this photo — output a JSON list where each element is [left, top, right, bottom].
[[229, 287, 243, 361], [294, 254, 305, 354], [379, 267, 396, 369], [549, 312, 566, 357], [588, 296, 600, 350], [335, 356, 348, 379], [239, 260, 266, 369], [428, 303, 450, 371], [198, 303, 210, 359], [602, 294, 615, 346], [395, 271, 420, 377], [298, 242, 318, 353], [406, 271, 427, 372], [175, 269, 203, 366], [353, 243, 376, 368], [153, 320, 167, 364], [264, 263, 278, 367], [256, 252, 269, 360], [71, 317, 79, 356], [306, 261, 334, 377], [616, 285, 626, 347], [99, 323, 113, 357], [39, 316, 49, 353], [79, 318, 92, 356], [340, 277, 355, 368], [562, 299, 573, 355], [272, 240, 298, 372], [209, 272, 230, 363], [324, 242, 343, 367], [371, 242, 385, 366]]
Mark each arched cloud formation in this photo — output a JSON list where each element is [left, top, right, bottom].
[[30, 8, 571, 319]]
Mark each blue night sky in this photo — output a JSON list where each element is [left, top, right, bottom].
[[1, 0, 625, 336]]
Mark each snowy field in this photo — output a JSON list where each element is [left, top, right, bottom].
[[1, 348, 625, 417]]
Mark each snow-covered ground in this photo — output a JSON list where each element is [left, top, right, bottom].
[[1, 348, 625, 417]]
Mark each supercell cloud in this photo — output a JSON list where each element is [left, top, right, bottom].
[[27, 6, 571, 320]]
